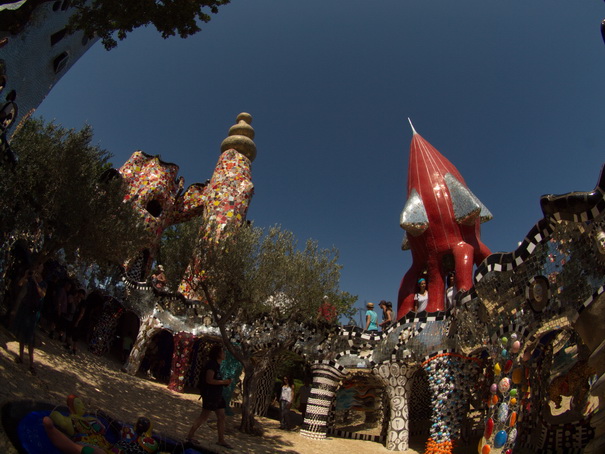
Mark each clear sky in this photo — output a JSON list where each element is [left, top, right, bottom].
[[36, 0, 605, 324]]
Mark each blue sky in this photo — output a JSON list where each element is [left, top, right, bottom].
[[36, 0, 605, 324]]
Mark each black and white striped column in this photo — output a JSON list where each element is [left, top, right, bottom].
[[300, 362, 346, 440]]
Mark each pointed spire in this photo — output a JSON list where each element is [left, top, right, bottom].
[[408, 117, 418, 135]]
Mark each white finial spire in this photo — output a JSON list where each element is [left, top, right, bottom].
[[408, 117, 418, 135]]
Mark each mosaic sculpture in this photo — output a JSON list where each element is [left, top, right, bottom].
[[118, 151, 206, 280], [0, 0, 97, 166], [49, 395, 110, 449], [293, 153, 604, 453], [89, 298, 123, 356], [43, 395, 161, 454], [463, 167, 605, 454], [397, 122, 492, 318], [113, 118, 603, 453], [119, 113, 256, 391]]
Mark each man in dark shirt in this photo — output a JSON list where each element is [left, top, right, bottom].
[[186, 344, 233, 449]]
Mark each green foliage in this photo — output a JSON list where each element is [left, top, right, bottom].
[[0, 118, 146, 270], [157, 217, 203, 287], [197, 223, 356, 325], [274, 350, 307, 381], [68, 0, 231, 50]]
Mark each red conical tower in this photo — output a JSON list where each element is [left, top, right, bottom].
[[397, 121, 492, 318]]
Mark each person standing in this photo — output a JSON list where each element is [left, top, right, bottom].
[[12, 263, 46, 375], [414, 278, 429, 312], [186, 345, 233, 449], [365, 302, 378, 332], [279, 376, 294, 430], [151, 265, 167, 290], [316, 295, 337, 324], [50, 279, 71, 341], [379, 300, 393, 330], [445, 272, 456, 311]]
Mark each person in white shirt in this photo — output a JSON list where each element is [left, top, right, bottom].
[[445, 272, 456, 311], [279, 376, 294, 430], [414, 278, 429, 312]]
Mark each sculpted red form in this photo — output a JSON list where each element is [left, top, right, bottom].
[[397, 122, 492, 318]]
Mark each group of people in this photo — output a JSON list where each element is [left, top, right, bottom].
[[365, 271, 458, 332], [414, 272, 457, 312], [9, 260, 91, 375], [185, 343, 316, 449], [364, 300, 393, 332], [45, 279, 88, 355]]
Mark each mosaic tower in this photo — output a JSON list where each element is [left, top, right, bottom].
[[178, 112, 256, 299]]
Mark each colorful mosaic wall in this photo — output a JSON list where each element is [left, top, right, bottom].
[[167, 331, 196, 392], [118, 151, 206, 278], [422, 354, 481, 453]]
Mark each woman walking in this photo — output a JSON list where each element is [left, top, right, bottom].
[[186, 345, 233, 449]]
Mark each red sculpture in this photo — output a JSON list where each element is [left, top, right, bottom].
[[397, 122, 492, 318]]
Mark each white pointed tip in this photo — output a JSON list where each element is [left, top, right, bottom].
[[407, 118, 418, 135]]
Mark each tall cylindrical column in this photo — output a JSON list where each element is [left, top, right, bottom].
[[168, 331, 197, 392], [375, 362, 415, 451], [300, 362, 346, 440]]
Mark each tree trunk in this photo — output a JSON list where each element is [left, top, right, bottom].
[[239, 363, 257, 434], [239, 355, 276, 435]]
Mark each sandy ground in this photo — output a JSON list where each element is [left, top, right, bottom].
[[0, 325, 425, 454]]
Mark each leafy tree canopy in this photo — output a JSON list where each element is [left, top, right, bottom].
[[189, 221, 356, 433], [0, 118, 147, 272], [68, 0, 231, 50], [157, 216, 203, 289], [196, 223, 356, 328]]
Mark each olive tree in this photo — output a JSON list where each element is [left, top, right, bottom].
[[156, 217, 203, 289], [192, 222, 356, 433], [0, 118, 146, 274]]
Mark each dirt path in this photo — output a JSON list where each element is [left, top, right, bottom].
[[0, 325, 424, 453]]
